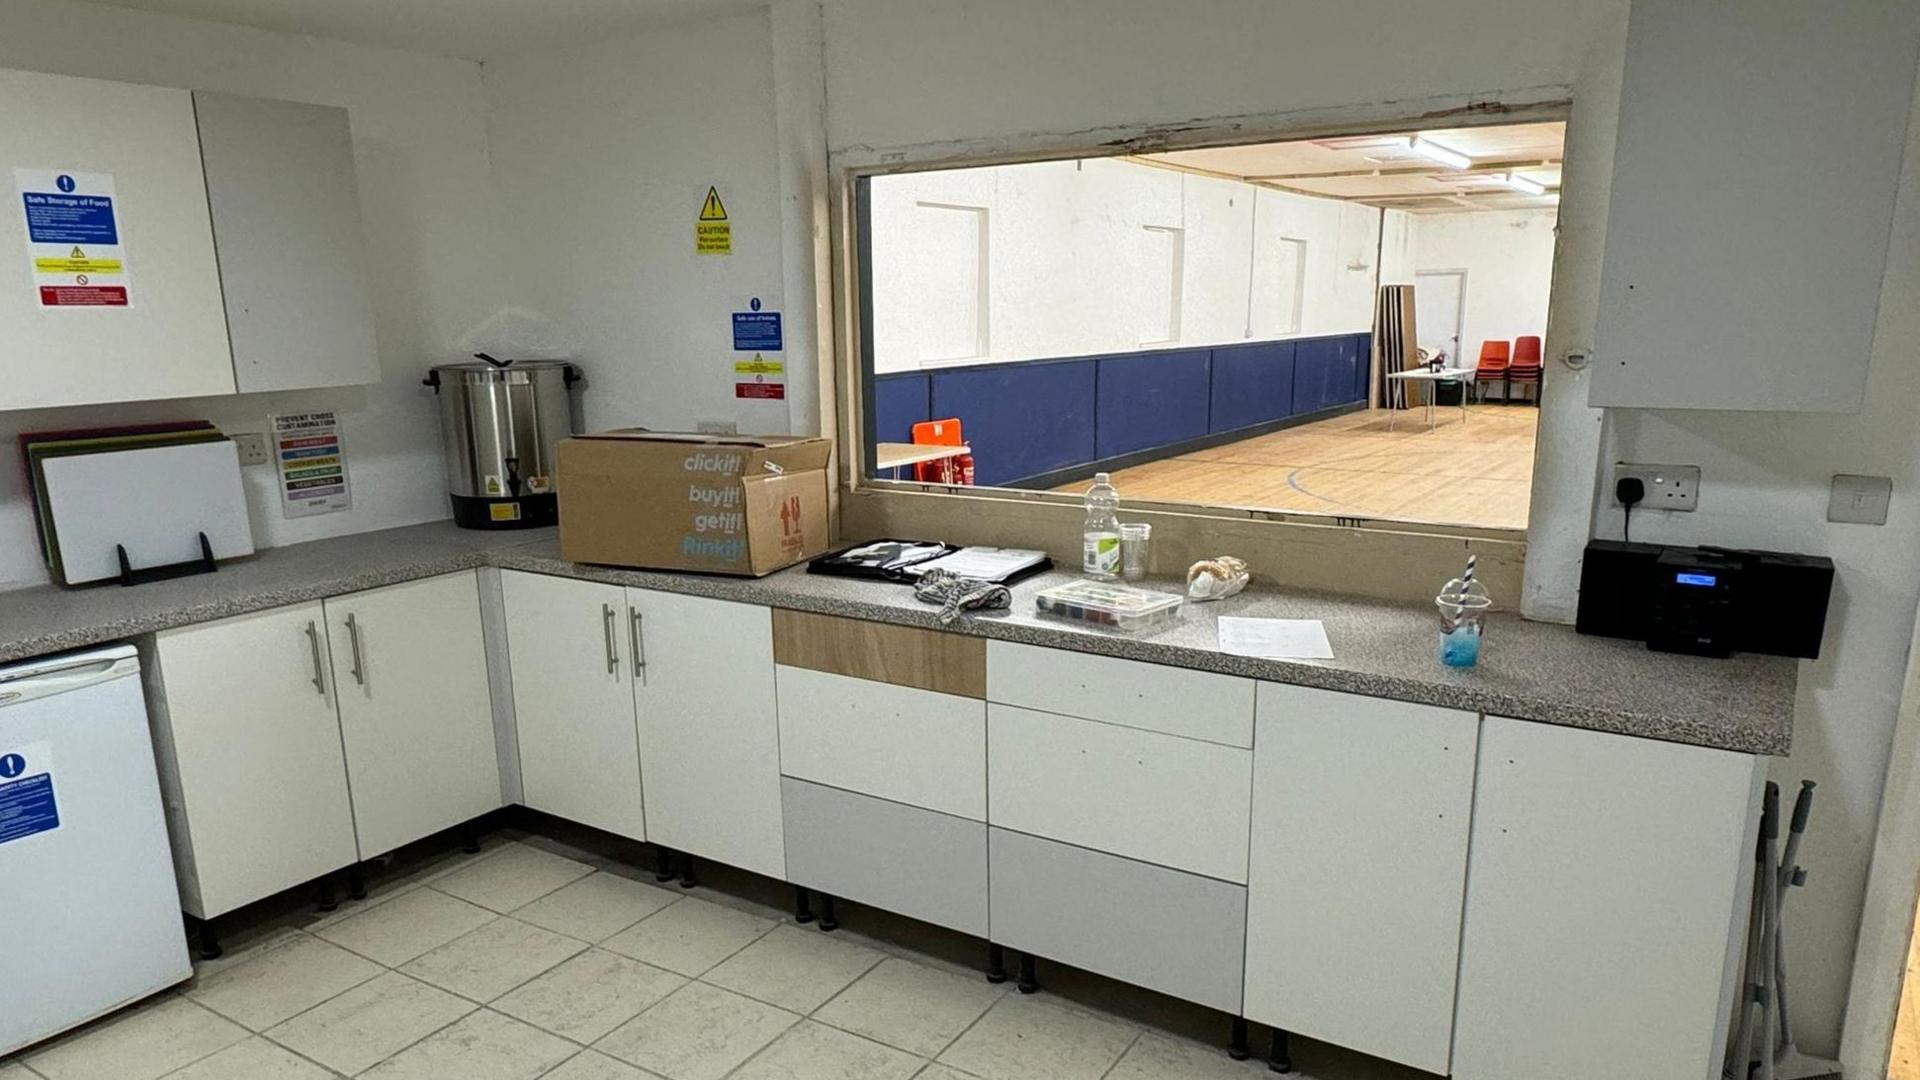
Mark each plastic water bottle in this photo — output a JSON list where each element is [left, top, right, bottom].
[[1082, 472, 1121, 579]]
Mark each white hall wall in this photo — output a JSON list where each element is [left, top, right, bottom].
[[0, 0, 511, 590], [1381, 207, 1560, 370], [868, 159, 1380, 374]]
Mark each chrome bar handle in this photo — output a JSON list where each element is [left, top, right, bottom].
[[602, 604, 618, 675], [345, 613, 366, 686], [629, 608, 648, 685], [304, 620, 327, 696]]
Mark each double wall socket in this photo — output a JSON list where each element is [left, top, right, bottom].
[[1613, 462, 1700, 511]]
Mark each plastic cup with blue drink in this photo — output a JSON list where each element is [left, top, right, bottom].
[[1436, 577, 1492, 668]]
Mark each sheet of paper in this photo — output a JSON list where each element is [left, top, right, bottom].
[[905, 547, 1048, 581], [1217, 616, 1334, 660]]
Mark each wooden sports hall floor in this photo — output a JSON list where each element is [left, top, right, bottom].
[[1055, 404, 1540, 530], [1892, 893, 1920, 1079]]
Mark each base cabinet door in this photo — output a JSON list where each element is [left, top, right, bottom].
[[1243, 684, 1478, 1075], [629, 588, 784, 879], [1450, 717, 1763, 1080], [502, 571, 644, 840], [149, 602, 357, 918], [783, 778, 987, 935], [327, 573, 501, 858]]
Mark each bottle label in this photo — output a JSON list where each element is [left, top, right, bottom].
[[1084, 533, 1121, 575]]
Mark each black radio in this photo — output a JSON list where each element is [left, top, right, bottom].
[[1576, 541, 1834, 659]]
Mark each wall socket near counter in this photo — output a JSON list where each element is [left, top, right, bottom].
[[1612, 462, 1699, 511], [1829, 474, 1892, 525], [231, 432, 270, 467], [696, 419, 739, 435]]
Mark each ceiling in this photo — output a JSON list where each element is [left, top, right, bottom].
[[1136, 122, 1565, 214], [81, 0, 757, 61]]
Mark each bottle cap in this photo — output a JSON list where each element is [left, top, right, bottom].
[[1094, 472, 1111, 483]]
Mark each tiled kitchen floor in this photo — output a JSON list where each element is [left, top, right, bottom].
[[2, 825, 1428, 1080]]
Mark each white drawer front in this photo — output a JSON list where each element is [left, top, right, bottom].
[[987, 704, 1253, 882], [776, 665, 986, 820], [986, 640, 1254, 747]]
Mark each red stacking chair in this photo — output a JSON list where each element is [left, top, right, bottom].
[[1472, 341, 1510, 404], [911, 418, 974, 485], [1507, 335, 1543, 405]]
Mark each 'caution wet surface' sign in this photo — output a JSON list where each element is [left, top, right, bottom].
[[696, 186, 731, 255]]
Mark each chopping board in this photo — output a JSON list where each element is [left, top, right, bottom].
[[39, 439, 255, 585]]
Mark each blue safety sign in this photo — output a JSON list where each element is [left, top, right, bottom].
[[732, 311, 782, 352], [0, 771, 59, 846], [21, 191, 119, 245]]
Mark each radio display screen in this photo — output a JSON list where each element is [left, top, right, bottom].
[[1674, 572, 1719, 587]]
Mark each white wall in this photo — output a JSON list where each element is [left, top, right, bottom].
[[867, 159, 1379, 374], [1382, 207, 1559, 372], [0, 0, 511, 590], [482, 10, 795, 437]]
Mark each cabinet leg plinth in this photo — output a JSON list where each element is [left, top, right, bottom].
[[196, 917, 223, 961], [1268, 1029, 1293, 1073], [818, 894, 839, 931], [316, 877, 338, 913], [655, 847, 676, 883], [986, 943, 1009, 984], [346, 864, 367, 901], [794, 885, 815, 924], [458, 828, 480, 855], [679, 855, 698, 889], [1229, 1017, 1250, 1060], [1017, 953, 1038, 995]]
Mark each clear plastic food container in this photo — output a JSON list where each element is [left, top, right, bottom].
[[1035, 580, 1184, 632]]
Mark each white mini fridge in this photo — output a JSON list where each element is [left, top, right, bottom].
[[1, 644, 191, 1056]]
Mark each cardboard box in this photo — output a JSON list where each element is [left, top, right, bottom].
[[557, 430, 832, 576]]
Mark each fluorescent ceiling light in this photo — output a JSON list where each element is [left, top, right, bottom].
[[1408, 135, 1471, 169], [1502, 172, 1547, 196]]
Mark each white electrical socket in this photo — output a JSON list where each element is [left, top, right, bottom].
[[1613, 462, 1700, 511], [232, 432, 271, 467], [696, 419, 738, 435]]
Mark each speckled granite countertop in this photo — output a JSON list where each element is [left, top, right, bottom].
[[0, 520, 1797, 755]]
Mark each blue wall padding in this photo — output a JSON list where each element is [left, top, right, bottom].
[[871, 373, 931, 445], [1094, 349, 1213, 459], [1209, 340, 1297, 433], [872, 332, 1368, 485], [929, 358, 1097, 486]]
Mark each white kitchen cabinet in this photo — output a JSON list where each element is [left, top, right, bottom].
[[629, 588, 784, 879], [193, 92, 378, 394], [146, 603, 358, 919], [1243, 684, 1478, 1075], [776, 665, 986, 820], [501, 571, 645, 840], [0, 69, 233, 411], [1451, 717, 1763, 1080], [327, 573, 501, 859], [1589, 0, 1920, 411], [986, 640, 1254, 747]]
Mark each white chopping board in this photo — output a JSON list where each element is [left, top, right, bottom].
[[40, 440, 255, 584]]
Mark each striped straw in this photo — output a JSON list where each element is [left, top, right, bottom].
[[1462, 552, 1476, 588]]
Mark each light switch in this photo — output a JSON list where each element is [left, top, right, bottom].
[[1828, 474, 1891, 525]]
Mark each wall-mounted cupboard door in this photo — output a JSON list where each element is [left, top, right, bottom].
[[1450, 717, 1763, 1080], [501, 571, 644, 841], [192, 92, 378, 394], [629, 588, 784, 879], [327, 572, 500, 858], [147, 602, 357, 919], [1243, 684, 1478, 1076], [1589, 0, 1920, 411], [0, 69, 233, 410]]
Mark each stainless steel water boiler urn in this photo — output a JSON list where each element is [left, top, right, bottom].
[[423, 354, 579, 529]]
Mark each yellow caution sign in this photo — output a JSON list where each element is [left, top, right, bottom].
[[733, 355, 784, 376], [696, 186, 732, 255], [35, 255, 124, 274]]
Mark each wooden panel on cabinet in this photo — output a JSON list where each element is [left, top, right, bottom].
[[771, 608, 984, 697]]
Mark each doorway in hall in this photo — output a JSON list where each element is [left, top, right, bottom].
[[1414, 269, 1466, 371]]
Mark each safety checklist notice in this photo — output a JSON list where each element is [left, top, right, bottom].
[[0, 742, 59, 847], [15, 168, 131, 308], [273, 411, 353, 519]]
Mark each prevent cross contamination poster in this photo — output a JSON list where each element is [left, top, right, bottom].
[[273, 412, 352, 519]]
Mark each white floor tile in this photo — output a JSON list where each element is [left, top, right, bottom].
[[430, 843, 595, 913], [594, 982, 797, 1080], [538, 1051, 654, 1080], [361, 1010, 574, 1080], [493, 949, 687, 1044], [815, 958, 1004, 1058], [313, 886, 495, 966], [0, 1063, 36, 1080], [911, 1066, 977, 1080], [704, 925, 886, 1014], [936, 995, 1136, 1080], [263, 971, 474, 1076], [158, 1036, 335, 1080], [400, 917, 587, 1003], [1106, 1032, 1264, 1080], [599, 896, 775, 977], [730, 1020, 922, 1080], [513, 873, 681, 942], [25, 996, 247, 1080], [186, 933, 382, 1031]]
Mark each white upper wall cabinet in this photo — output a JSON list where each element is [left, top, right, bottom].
[[1589, 0, 1920, 412], [194, 92, 380, 394], [0, 69, 235, 410]]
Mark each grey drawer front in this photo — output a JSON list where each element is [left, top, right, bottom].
[[988, 828, 1246, 1013], [782, 778, 988, 936]]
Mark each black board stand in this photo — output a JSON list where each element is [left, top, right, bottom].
[[117, 532, 218, 587]]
